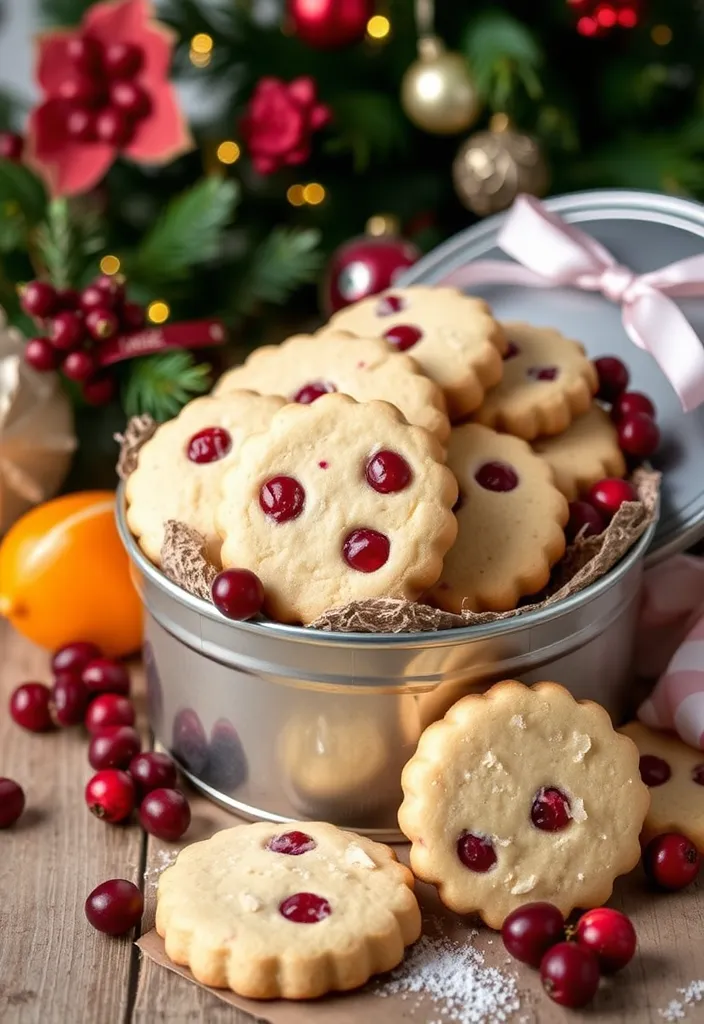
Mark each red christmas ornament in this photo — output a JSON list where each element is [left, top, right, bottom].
[[323, 229, 420, 315], [287, 0, 373, 49], [567, 0, 642, 37], [240, 76, 331, 175]]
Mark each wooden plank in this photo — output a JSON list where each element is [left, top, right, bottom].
[[0, 621, 143, 1024]]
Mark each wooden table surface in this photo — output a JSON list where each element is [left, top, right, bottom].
[[1, 619, 703, 1024]]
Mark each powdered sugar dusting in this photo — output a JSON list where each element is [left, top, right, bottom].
[[144, 849, 178, 891], [374, 934, 520, 1024], [659, 981, 704, 1021]]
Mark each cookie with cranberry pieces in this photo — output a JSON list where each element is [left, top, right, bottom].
[[216, 393, 458, 624], [326, 285, 506, 420], [156, 820, 421, 999], [126, 392, 285, 566], [214, 330, 451, 448], [427, 423, 568, 613], [532, 404, 626, 501], [398, 681, 649, 930], [620, 721, 704, 851], [474, 323, 598, 440]]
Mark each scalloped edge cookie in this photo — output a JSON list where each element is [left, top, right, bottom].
[[532, 404, 627, 501]]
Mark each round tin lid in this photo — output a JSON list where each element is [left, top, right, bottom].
[[399, 189, 704, 563]]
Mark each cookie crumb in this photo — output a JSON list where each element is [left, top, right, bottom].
[[570, 797, 588, 823], [577, 872, 585, 881], [345, 843, 377, 870], [238, 892, 263, 913], [510, 875, 537, 895]]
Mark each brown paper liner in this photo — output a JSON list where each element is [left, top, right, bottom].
[[115, 413, 157, 480], [161, 520, 219, 602]]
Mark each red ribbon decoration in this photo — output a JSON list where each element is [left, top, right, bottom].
[[98, 319, 227, 367]]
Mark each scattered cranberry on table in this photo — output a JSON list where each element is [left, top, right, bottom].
[[85, 769, 135, 823], [211, 568, 265, 621], [85, 879, 144, 936], [129, 752, 177, 797], [139, 787, 191, 841], [0, 778, 25, 828], [9, 682, 54, 732], [82, 658, 130, 696], [595, 356, 630, 403], [85, 693, 136, 734], [588, 477, 638, 520], [52, 641, 103, 676], [501, 902, 565, 967], [643, 833, 701, 891], [88, 726, 141, 771], [540, 941, 601, 1009], [575, 907, 637, 974], [50, 674, 90, 727]]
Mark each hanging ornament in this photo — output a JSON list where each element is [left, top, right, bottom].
[[452, 114, 549, 218], [566, 0, 642, 37], [400, 0, 480, 135], [287, 0, 373, 49], [322, 215, 420, 315], [0, 308, 76, 535]]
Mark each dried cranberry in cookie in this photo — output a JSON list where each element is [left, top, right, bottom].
[[619, 722, 704, 852], [155, 820, 421, 999], [216, 394, 458, 624], [326, 285, 507, 421], [428, 424, 568, 614], [398, 681, 649, 930], [532, 405, 627, 501], [473, 323, 598, 440], [213, 330, 450, 447], [125, 392, 285, 567]]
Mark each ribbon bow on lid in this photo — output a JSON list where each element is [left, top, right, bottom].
[[442, 194, 704, 412]]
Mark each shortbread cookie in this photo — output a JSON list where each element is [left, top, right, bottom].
[[620, 721, 704, 851], [216, 393, 458, 624], [156, 820, 422, 999], [126, 391, 285, 566], [532, 404, 626, 500], [214, 331, 451, 447], [398, 681, 649, 930], [473, 323, 598, 440], [326, 285, 506, 420], [427, 424, 568, 613]]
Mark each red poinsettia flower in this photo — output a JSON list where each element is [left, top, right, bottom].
[[26, 0, 192, 196], [240, 76, 331, 175]]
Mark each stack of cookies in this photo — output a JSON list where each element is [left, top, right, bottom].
[[125, 285, 647, 626]]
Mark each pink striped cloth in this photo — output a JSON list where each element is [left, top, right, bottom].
[[638, 554, 704, 749]]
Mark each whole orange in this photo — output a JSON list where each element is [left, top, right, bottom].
[[0, 490, 143, 657]]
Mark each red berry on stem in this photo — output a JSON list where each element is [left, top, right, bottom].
[[85, 694, 135, 734], [120, 301, 145, 331], [104, 42, 144, 80], [566, 501, 605, 542], [575, 908, 637, 974], [110, 81, 151, 119], [502, 902, 565, 967], [540, 942, 600, 1008], [95, 107, 135, 147], [57, 288, 81, 311], [66, 35, 105, 76], [89, 726, 141, 771], [588, 478, 638, 520], [63, 350, 97, 382], [139, 788, 191, 841], [613, 391, 656, 422], [129, 752, 177, 797], [85, 879, 143, 936], [618, 413, 660, 458], [50, 674, 90, 727], [20, 280, 58, 319], [0, 778, 25, 828], [10, 682, 53, 732], [80, 284, 107, 312], [50, 310, 85, 351], [595, 356, 629, 403], [0, 132, 24, 162], [94, 274, 125, 305], [25, 337, 60, 372], [82, 658, 130, 696], [85, 307, 119, 341], [85, 769, 135, 823], [52, 641, 103, 676], [211, 569, 265, 621], [82, 373, 116, 406], [643, 833, 701, 891]]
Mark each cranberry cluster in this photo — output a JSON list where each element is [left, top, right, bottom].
[[595, 355, 661, 459], [20, 274, 145, 405], [56, 36, 150, 150]]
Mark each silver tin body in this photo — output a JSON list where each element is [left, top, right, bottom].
[[118, 498, 655, 840]]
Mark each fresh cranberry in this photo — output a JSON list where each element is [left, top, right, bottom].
[[66, 35, 105, 76], [85, 308, 119, 341], [52, 641, 102, 676], [171, 709, 208, 774], [82, 373, 116, 406], [342, 528, 390, 572], [110, 81, 151, 119], [85, 769, 135, 823], [85, 879, 143, 936], [57, 288, 81, 311], [89, 726, 141, 771], [575, 907, 637, 974], [120, 302, 145, 331], [82, 659, 130, 696], [0, 778, 25, 828], [501, 902, 565, 967], [588, 478, 638, 520], [279, 892, 332, 924], [595, 356, 629, 402], [527, 366, 559, 381], [128, 752, 177, 797], [365, 451, 412, 493], [639, 754, 671, 787], [139, 788, 191, 841], [86, 694, 135, 734], [267, 831, 317, 855], [50, 675, 90, 727], [259, 476, 306, 523], [692, 764, 704, 786], [186, 426, 232, 464], [376, 294, 404, 315], [531, 787, 571, 832], [503, 341, 520, 360], [103, 42, 144, 80], [95, 107, 135, 147], [540, 942, 600, 1008], [20, 281, 58, 319], [211, 568, 265, 620], [643, 833, 701, 891], [93, 274, 125, 305], [50, 311, 85, 351], [66, 106, 98, 142], [613, 391, 656, 422], [566, 501, 605, 542], [10, 682, 53, 732], [63, 350, 97, 382], [293, 381, 336, 404], [617, 413, 660, 458], [475, 461, 519, 492], [0, 132, 24, 162], [383, 324, 423, 351], [25, 337, 60, 372], [80, 285, 106, 312], [456, 832, 497, 873]]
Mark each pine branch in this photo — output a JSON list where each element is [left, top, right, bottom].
[[463, 11, 544, 112], [326, 92, 411, 172], [0, 160, 47, 226], [34, 198, 105, 289], [122, 351, 212, 422], [231, 228, 322, 318]]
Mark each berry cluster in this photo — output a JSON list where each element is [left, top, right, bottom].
[[595, 355, 661, 460], [20, 274, 145, 405]]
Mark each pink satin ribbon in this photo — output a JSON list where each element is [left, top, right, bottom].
[[441, 194, 704, 412]]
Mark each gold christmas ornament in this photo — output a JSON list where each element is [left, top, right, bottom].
[[401, 35, 481, 135], [452, 113, 550, 217], [0, 310, 76, 535]]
